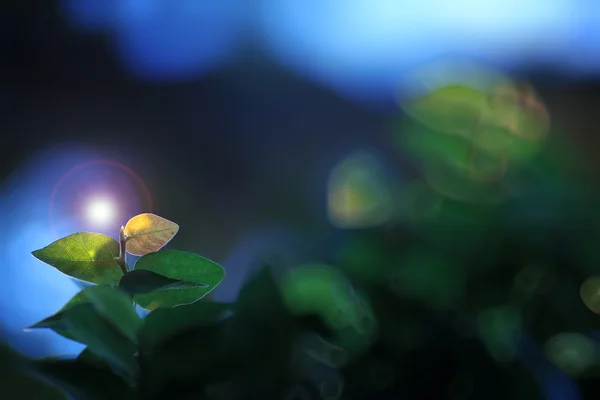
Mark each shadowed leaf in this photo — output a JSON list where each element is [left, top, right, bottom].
[[124, 213, 179, 256], [26, 290, 90, 342], [58, 303, 138, 378], [31, 356, 134, 400], [27, 286, 142, 346], [133, 250, 225, 309], [32, 232, 122, 285], [119, 269, 208, 296], [140, 301, 232, 351], [82, 286, 142, 344]]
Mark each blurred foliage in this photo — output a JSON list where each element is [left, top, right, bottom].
[[6, 73, 600, 399]]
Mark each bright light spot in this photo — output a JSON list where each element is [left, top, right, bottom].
[[85, 197, 116, 227]]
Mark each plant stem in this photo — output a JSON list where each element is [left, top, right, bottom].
[[117, 225, 129, 274]]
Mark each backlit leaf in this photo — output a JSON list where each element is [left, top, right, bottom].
[[32, 232, 122, 285], [119, 269, 209, 295], [124, 213, 179, 256], [133, 250, 225, 309]]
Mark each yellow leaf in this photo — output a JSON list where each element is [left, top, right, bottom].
[[124, 213, 179, 256]]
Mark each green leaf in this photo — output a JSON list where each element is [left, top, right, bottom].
[[57, 303, 138, 378], [133, 250, 226, 309], [119, 269, 208, 295], [140, 301, 232, 351], [82, 286, 142, 344], [28, 286, 142, 345], [32, 232, 123, 285], [31, 356, 134, 400], [27, 289, 93, 342]]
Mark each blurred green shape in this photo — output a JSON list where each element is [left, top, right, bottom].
[[336, 234, 397, 285], [280, 264, 357, 330], [398, 179, 501, 258], [511, 264, 554, 303], [399, 82, 549, 162], [395, 121, 508, 205], [327, 151, 396, 229], [280, 264, 377, 356], [545, 332, 596, 377], [319, 371, 344, 400], [477, 305, 522, 364], [394, 80, 552, 209], [299, 331, 349, 368], [422, 160, 507, 205], [400, 85, 487, 138], [388, 250, 465, 310]]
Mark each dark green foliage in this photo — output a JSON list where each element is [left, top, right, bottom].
[[13, 84, 600, 399]]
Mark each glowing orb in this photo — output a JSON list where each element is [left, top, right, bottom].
[[85, 197, 116, 227]]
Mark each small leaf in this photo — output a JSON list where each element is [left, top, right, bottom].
[[32, 232, 123, 285], [119, 269, 208, 295], [140, 301, 232, 351], [133, 250, 225, 309], [124, 213, 179, 256]]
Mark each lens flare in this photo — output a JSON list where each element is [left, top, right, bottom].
[[49, 159, 153, 238], [85, 197, 116, 227]]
